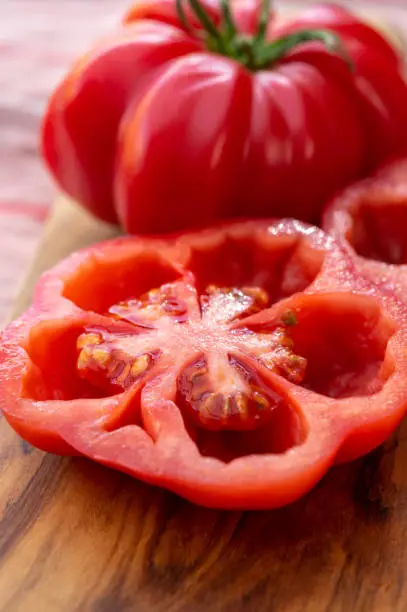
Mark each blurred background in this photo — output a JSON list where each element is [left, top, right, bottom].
[[0, 0, 406, 323]]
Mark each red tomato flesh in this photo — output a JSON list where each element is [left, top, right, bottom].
[[323, 157, 407, 303], [2, 220, 407, 509]]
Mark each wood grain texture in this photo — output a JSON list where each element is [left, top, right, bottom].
[[1, 198, 407, 611]]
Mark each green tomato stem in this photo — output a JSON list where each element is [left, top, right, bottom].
[[254, 0, 271, 46], [176, 0, 354, 73], [256, 29, 354, 71]]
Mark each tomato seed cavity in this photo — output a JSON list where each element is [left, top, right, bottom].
[[75, 283, 306, 429]]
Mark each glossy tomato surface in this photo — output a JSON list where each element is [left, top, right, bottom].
[[323, 156, 407, 303], [2, 220, 407, 509], [41, 1, 407, 233]]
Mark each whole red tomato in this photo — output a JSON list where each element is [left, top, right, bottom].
[[42, 1, 407, 233]]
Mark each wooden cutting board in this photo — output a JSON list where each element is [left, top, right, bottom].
[[3, 11, 407, 612]]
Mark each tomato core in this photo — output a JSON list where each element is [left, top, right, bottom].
[[76, 281, 306, 431]]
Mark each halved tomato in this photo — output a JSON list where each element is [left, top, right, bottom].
[[1, 219, 407, 509]]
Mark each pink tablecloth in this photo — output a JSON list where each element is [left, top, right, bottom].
[[1, 0, 406, 324], [0, 0, 129, 323]]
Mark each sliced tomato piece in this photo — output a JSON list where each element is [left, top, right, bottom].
[[1, 219, 407, 509], [323, 156, 407, 304]]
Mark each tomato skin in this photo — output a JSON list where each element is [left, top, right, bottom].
[[233, 52, 363, 220], [42, 22, 201, 224], [115, 53, 252, 233], [273, 4, 407, 173], [272, 3, 400, 70], [42, 2, 407, 233], [2, 219, 407, 509]]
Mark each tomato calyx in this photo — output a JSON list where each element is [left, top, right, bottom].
[[76, 281, 307, 431], [176, 0, 353, 71]]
